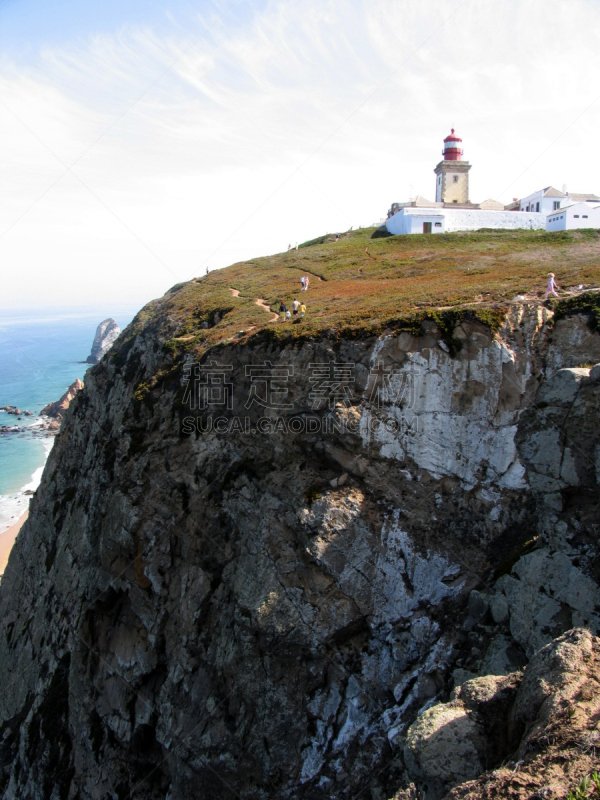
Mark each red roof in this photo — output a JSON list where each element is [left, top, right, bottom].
[[444, 128, 462, 143]]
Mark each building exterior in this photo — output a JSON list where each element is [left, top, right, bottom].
[[518, 186, 600, 215], [387, 206, 544, 236], [385, 129, 545, 236], [546, 202, 600, 231]]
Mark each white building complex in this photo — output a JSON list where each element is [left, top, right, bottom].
[[385, 130, 600, 236], [508, 186, 600, 215], [547, 202, 600, 231], [385, 129, 545, 236]]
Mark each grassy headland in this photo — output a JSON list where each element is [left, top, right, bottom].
[[126, 226, 600, 356]]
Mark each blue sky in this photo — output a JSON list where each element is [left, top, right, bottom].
[[1, 0, 600, 310], [0, 0, 197, 52]]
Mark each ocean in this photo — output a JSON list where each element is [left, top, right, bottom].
[[0, 307, 138, 532]]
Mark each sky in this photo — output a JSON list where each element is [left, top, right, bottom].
[[1, 0, 600, 312]]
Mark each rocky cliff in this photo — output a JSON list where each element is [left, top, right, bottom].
[[86, 319, 121, 364], [0, 230, 599, 799], [40, 378, 84, 421]]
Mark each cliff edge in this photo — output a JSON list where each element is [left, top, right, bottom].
[[0, 228, 599, 799]]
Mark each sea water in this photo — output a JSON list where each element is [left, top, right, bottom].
[[0, 307, 137, 532]]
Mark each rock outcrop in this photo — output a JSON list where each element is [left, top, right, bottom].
[[86, 318, 121, 364], [400, 629, 600, 800], [40, 378, 84, 420], [0, 297, 598, 799]]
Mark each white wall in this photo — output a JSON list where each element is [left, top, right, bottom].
[[546, 203, 600, 231], [443, 209, 545, 232], [386, 208, 545, 235], [386, 210, 445, 235]]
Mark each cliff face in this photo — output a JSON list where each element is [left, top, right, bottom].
[[0, 296, 599, 799]]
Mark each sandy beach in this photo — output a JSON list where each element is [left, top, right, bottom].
[[0, 510, 28, 576]]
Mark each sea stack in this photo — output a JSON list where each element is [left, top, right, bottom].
[[86, 318, 120, 364]]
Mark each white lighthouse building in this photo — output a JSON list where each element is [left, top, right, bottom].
[[385, 129, 546, 236]]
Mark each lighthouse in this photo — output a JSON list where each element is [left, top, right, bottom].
[[434, 128, 471, 205]]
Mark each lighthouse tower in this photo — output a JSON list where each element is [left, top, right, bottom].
[[434, 128, 471, 205]]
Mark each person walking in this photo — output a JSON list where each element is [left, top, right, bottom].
[[279, 301, 287, 321], [285, 309, 291, 322], [287, 243, 291, 252], [295, 242, 298, 250], [300, 276, 305, 291], [304, 276, 309, 291], [544, 272, 561, 299], [292, 298, 300, 317], [300, 302, 306, 319]]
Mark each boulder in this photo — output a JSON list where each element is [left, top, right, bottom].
[[400, 630, 600, 800]]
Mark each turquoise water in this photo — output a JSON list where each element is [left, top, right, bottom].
[[0, 307, 137, 530]]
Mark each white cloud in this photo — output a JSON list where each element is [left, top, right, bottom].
[[1, 0, 599, 308]]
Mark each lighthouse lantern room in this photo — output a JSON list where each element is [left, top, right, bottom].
[[442, 128, 463, 160]]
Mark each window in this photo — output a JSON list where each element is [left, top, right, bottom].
[[453, 175, 459, 183], [453, 199, 458, 203], [435, 222, 442, 227], [583, 215, 589, 218], [574, 215, 580, 218], [553, 201, 560, 210], [536, 202, 540, 212]]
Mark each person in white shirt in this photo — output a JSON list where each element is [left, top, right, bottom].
[[544, 272, 560, 299]]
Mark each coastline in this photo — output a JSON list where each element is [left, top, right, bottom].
[[0, 434, 53, 534], [0, 509, 27, 576]]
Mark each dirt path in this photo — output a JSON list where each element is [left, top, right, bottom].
[[286, 266, 326, 282], [229, 287, 278, 324], [255, 298, 279, 322]]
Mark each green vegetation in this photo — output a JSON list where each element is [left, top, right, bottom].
[[565, 771, 600, 799], [554, 290, 600, 332], [118, 226, 600, 359]]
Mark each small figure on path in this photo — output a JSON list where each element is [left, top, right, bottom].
[[285, 309, 291, 322], [287, 244, 291, 252], [300, 302, 306, 319], [335, 233, 339, 242], [279, 302, 287, 321], [295, 242, 298, 250], [544, 272, 561, 299], [304, 276, 309, 291], [300, 276, 306, 291], [292, 298, 300, 317]]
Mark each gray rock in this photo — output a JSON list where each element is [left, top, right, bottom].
[[489, 593, 509, 625], [467, 590, 489, 623], [86, 318, 121, 364], [536, 367, 589, 407], [403, 703, 484, 800]]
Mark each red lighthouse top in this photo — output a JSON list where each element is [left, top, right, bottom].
[[442, 128, 463, 161]]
